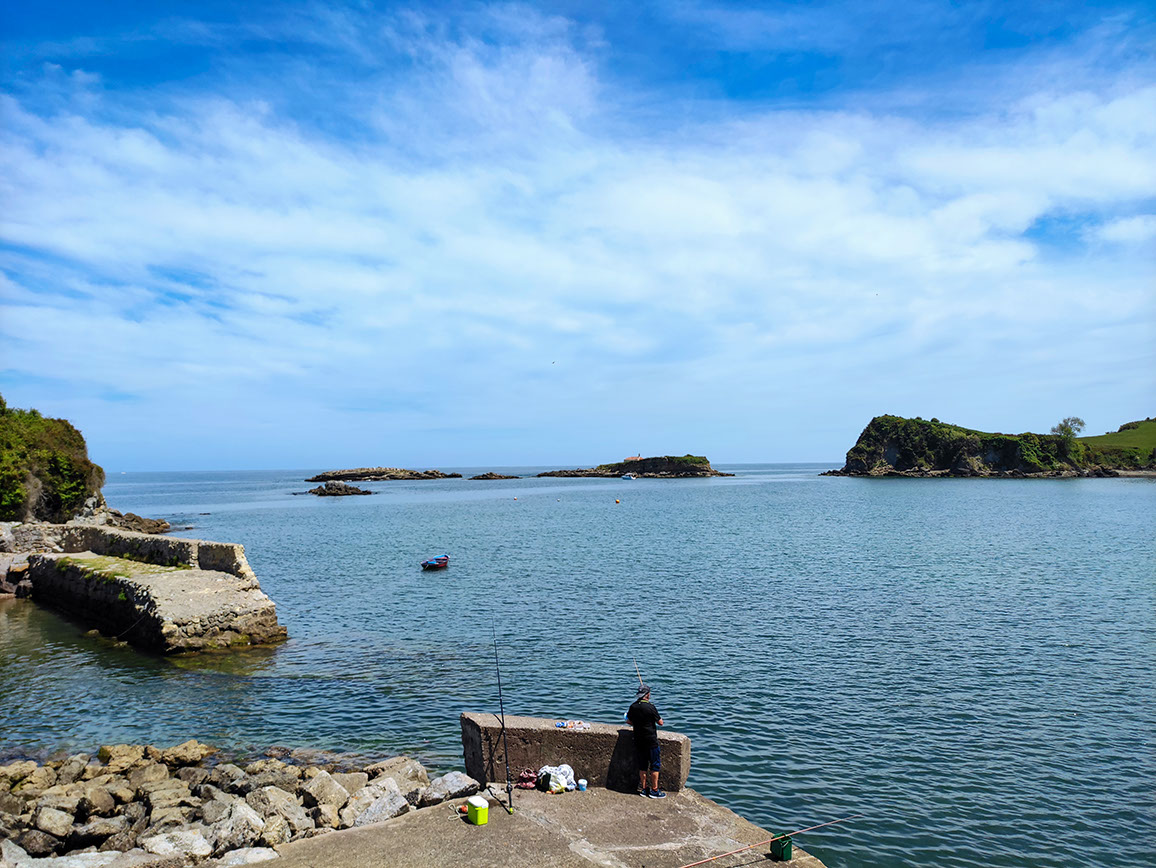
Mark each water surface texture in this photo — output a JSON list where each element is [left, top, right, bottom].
[[3, 466, 1154, 867]]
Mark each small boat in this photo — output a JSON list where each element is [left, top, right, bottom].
[[621, 473, 636, 480], [421, 555, 449, 571]]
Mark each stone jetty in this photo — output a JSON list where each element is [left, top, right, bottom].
[[1, 524, 286, 654], [0, 743, 479, 866]]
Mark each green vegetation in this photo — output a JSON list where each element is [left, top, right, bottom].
[[0, 394, 105, 522], [595, 454, 712, 473], [1079, 417, 1156, 469], [842, 414, 1155, 475]]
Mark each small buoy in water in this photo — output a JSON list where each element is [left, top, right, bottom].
[[615, 499, 620, 504], [514, 497, 518, 500]]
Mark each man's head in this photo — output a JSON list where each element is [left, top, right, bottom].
[[636, 684, 650, 700]]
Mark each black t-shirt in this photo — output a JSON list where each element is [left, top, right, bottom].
[[627, 699, 661, 748]]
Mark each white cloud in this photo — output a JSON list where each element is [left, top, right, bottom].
[[1, 6, 1153, 466]]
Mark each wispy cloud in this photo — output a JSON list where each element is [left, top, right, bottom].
[[1, 2, 1153, 468]]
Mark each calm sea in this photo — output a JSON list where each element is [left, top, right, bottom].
[[2, 466, 1154, 867]]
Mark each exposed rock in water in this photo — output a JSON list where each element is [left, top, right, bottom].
[[537, 455, 733, 478], [305, 467, 462, 482], [307, 481, 373, 497], [469, 472, 520, 480]]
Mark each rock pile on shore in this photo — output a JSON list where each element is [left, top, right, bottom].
[[0, 742, 480, 867]]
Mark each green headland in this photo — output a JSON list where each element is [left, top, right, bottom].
[[827, 414, 1156, 477]]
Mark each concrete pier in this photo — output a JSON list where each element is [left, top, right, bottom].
[[462, 712, 692, 794]]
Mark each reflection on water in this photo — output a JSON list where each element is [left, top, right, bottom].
[[2, 467, 1154, 868]]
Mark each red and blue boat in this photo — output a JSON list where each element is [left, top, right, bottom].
[[421, 554, 449, 571]]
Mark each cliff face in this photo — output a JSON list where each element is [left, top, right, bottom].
[[830, 415, 1082, 477], [0, 395, 105, 522]]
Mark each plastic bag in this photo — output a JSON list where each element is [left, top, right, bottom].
[[537, 763, 577, 793]]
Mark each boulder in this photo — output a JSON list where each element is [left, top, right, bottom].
[[208, 801, 265, 857], [128, 764, 170, 791], [237, 761, 300, 795], [13, 766, 57, 795], [175, 768, 209, 789], [213, 848, 280, 865], [73, 814, 130, 843], [418, 771, 479, 807], [199, 796, 235, 826], [300, 772, 348, 810], [244, 787, 312, 836], [329, 772, 367, 795], [97, 746, 146, 776], [154, 741, 216, 768], [145, 807, 197, 830], [364, 757, 428, 803], [34, 805, 76, 838], [338, 778, 401, 828], [35, 787, 82, 815], [58, 755, 91, 786], [1, 840, 29, 867], [138, 825, 212, 859], [311, 803, 340, 829], [17, 828, 63, 856], [258, 814, 290, 847], [206, 765, 246, 791], [98, 830, 139, 853], [351, 790, 408, 827], [103, 780, 135, 805], [80, 785, 119, 818]]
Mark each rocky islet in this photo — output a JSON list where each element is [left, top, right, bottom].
[[0, 743, 480, 866]]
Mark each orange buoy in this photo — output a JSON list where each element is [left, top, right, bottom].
[[615, 499, 620, 504]]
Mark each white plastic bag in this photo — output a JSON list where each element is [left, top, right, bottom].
[[537, 763, 577, 792]]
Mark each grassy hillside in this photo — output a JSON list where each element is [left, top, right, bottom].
[[0, 394, 105, 522], [838, 414, 1155, 476], [1079, 418, 1156, 468], [842, 415, 1076, 474]]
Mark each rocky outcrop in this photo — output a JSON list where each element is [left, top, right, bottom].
[[537, 455, 732, 478], [306, 482, 373, 497], [824, 415, 1145, 478], [304, 468, 462, 482], [0, 746, 474, 867], [468, 472, 520, 480], [70, 493, 171, 534]]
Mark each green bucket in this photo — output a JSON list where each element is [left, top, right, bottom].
[[768, 834, 793, 861]]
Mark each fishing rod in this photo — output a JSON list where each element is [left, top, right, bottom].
[[492, 624, 514, 815], [633, 656, 644, 689], [677, 813, 864, 868]]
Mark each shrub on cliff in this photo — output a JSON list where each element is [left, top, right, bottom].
[[0, 394, 105, 522]]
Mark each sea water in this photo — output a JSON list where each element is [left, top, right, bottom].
[[2, 466, 1153, 867]]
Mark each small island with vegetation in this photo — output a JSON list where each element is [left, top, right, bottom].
[[825, 414, 1156, 478], [305, 467, 463, 482], [537, 454, 733, 478]]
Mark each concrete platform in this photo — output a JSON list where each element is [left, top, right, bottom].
[[273, 785, 827, 868]]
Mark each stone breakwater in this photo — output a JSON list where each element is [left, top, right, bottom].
[[0, 742, 481, 867], [0, 524, 285, 654]]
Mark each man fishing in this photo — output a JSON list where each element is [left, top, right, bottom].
[[627, 683, 666, 799]]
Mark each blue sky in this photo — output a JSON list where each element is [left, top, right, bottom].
[[2, 1, 1154, 470]]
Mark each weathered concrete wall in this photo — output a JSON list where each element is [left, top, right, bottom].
[[460, 713, 691, 793], [1, 522, 257, 584], [26, 552, 286, 653]]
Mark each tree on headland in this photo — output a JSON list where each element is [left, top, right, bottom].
[[1051, 416, 1086, 459]]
